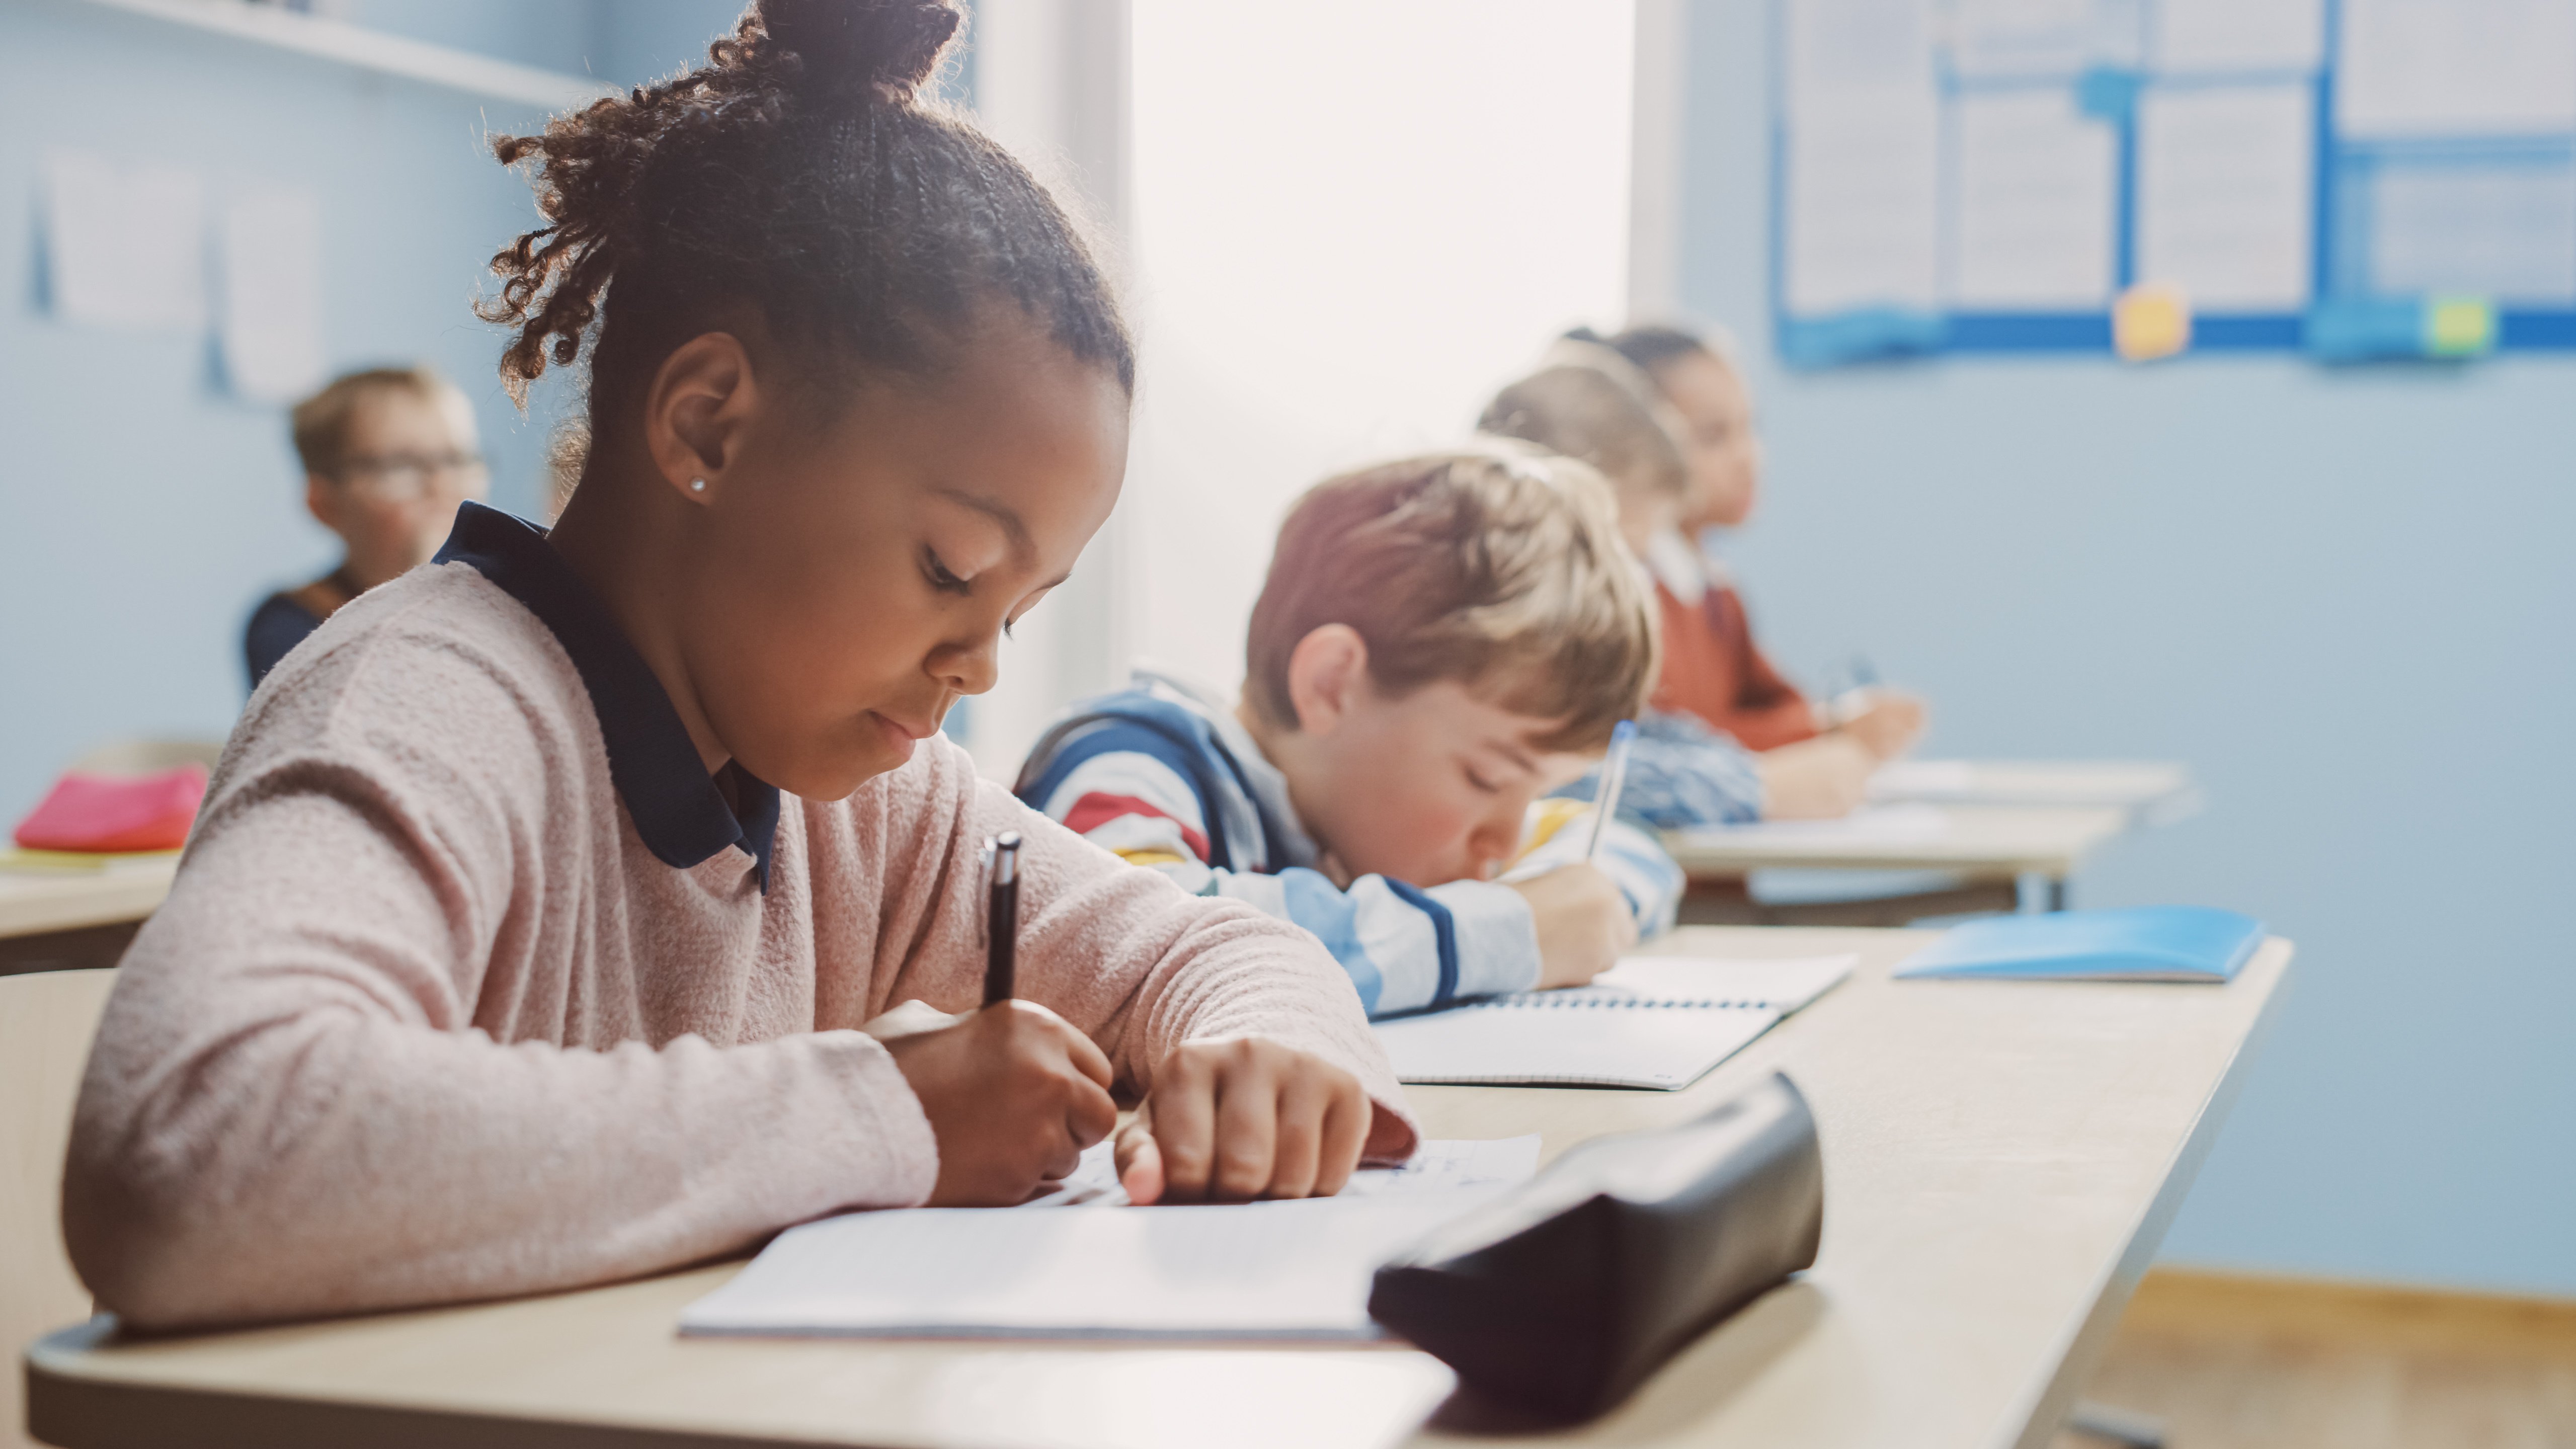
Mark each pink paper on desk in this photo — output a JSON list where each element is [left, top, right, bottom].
[[12, 766, 207, 853]]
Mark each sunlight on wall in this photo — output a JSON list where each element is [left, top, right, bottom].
[[1119, 0, 1638, 697]]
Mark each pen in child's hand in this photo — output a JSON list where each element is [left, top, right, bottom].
[[1583, 719, 1637, 863], [984, 832, 1021, 1006]]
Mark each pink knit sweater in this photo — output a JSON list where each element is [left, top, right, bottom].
[[63, 559, 1416, 1330]]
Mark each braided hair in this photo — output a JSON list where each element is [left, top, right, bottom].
[[477, 0, 1133, 438]]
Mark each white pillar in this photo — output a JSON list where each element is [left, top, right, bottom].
[[1629, 0, 1691, 325], [959, 0, 1135, 782]]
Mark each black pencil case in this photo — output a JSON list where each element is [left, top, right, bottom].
[[1366, 1072, 1824, 1422]]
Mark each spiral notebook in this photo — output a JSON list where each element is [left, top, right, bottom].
[[1371, 954, 1857, 1090]]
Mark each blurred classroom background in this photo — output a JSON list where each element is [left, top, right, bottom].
[[2, 0, 2571, 1440]]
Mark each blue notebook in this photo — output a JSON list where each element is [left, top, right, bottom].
[[1893, 907, 2264, 983]]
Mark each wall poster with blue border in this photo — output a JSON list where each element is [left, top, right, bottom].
[[1772, 0, 2576, 366]]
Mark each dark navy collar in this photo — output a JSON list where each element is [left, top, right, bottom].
[[433, 502, 779, 890]]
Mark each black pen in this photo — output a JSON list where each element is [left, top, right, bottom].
[[984, 832, 1022, 1006]]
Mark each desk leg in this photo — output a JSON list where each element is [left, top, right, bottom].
[[2048, 878, 2070, 913]]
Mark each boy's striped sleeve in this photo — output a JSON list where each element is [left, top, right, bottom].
[[1024, 719, 1225, 882], [1025, 723, 1540, 1017], [1034, 750, 1212, 872], [1198, 868, 1541, 1017]]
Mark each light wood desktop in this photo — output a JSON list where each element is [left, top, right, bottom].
[[1664, 804, 2131, 925], [1668, 759, 2196, 927], [1665, 805, 2129, 880], [1867, 760, 2201, 828], [0, 863, 175, 942], [25, 925, 2292, 1449], [0, 861, 174, 977]]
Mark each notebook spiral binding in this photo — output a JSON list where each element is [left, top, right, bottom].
[[1476, 994, 1773, 1010]]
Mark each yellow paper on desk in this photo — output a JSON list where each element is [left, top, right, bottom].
[[1, 847, 182, 873]]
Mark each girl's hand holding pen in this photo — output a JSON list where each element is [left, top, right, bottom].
[[884, 1001, 1117, 1207], [880, 827, 1125, 1209], [895, 834, 1378, 1210]]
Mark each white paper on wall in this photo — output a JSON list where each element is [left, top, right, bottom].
[[2150, 0, 2325, 74], [2135, 82, 2315, 308], [1946, 87, 2119, 307], [2367, 158, 2576, 302], [1787, 0, 1934, 96], [219, 188, 328, 405], [1949, 0, 2144, 80], [1782, 0, 1942, 314], [42, 151, 207, 332], [1784, 98, 1944, 313], [2338, 0, 2576, 139]]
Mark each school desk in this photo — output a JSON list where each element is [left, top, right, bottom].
[[1867, 760, 2200, 829], [24, 924, 2292, 1449], [1663, 804, 2131, 925], [0, 860, 174, 976]]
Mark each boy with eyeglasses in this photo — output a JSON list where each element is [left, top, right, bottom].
[[244, 367, 492, 688]]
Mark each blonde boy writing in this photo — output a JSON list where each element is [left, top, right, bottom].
[[1017, 446, 1682, 1016]]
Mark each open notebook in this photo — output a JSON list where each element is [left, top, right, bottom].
[[1370, 954, 1857, 1090], [679, 1138, 1541, 1340]]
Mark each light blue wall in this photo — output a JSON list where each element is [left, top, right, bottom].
[[1678, 3, 2576, 1295], [592, 0, 980, 107], [329, 1, 762, 88], [596, 0, 755, 87], [331, 0, 734, 86], [340, 0, 605, 77], [0, 4, 573, 820]]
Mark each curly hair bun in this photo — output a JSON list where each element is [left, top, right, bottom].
[[758, 0, 960, 97], [481, 0, 1130, 409]]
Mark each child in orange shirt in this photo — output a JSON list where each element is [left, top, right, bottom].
[[1482, 342, 1890, 820], [1593, 325, 1925, 764]]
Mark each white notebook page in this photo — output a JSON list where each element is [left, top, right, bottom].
[[682, 1139, 1541, 1340], [1570, 953, 1858, 1009], [1370, 954, 1856, 1089], [1374, 1003, 1779, 1089]]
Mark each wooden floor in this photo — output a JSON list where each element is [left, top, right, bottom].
[[2059, 1269, 2576, 1449]]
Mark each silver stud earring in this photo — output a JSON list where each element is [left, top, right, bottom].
[[689, 478, 707, 493]]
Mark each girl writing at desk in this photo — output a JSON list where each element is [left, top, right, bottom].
[[68, 0, 1413, 1330]]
